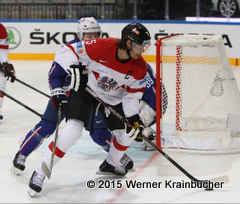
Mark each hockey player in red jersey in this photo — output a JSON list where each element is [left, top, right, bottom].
[[28, 22, 151, 196], [0, 23, 16, 120], [85, 63, 168, 152]]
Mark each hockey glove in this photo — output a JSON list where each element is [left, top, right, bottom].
[[70, 64, 88, 91], [126, 114, 144, 142], [51, 87, 67, 111], [0, 63, 16, 83]]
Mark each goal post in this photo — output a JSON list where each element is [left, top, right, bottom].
[[156, 34, 240, 153]]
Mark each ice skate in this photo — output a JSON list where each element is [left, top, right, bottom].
[[120, 153, 134, 170], [11, 151, 27, 175], [28, 171, 45, 197], [96, 160, 128, 176]]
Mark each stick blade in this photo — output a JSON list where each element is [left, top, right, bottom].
[[210, 175, 229, 184], [41, 161, 51, 179], [28, 188, 38, 197]]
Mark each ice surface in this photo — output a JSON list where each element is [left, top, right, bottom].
[[0, 61, 240, 203]]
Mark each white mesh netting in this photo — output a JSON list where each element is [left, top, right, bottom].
[[157, 34, 240, 153]]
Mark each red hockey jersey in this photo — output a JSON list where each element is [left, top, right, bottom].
[[70, 37, 147, 118]]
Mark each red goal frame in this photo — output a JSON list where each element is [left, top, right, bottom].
[[156, 34, 180, 148]]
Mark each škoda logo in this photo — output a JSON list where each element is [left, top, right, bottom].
[[6, 27, 21, 50]]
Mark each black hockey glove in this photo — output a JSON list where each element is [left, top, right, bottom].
[[0, 63, 16, 83], [70, 64, 88, 91], [51, 87, 67, 111], [126, 114, 144, 142]]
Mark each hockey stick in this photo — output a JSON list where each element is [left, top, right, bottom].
[[0, 90, 42, 117], [15, 78, 50, 98], [41, 103, 62, 179], [85, 86, 229, 187]]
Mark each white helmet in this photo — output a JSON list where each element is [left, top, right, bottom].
[[77, 17, 102, 39]]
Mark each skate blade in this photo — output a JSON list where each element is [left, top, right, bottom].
[[128, 168, 136, 172], [96, 170, 127, 176], [96, 170, 116, 175], [28, 188, 38, 197], [10, 166, 22, 175]]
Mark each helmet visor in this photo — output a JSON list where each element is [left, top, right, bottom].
[[132, 40, 151, 54]]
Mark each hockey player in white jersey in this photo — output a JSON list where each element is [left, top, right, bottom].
[[28, 22, 151, 195], [11, 17, 103, 175], [0, 23, 16, 120]]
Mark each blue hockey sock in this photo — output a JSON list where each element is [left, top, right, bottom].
[[19, 119, 56, 157], [90, 128, 112, 152]]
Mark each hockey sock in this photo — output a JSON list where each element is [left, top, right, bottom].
[[56, 119, 84, 152], [0, 94, 3, 110], [106, 130, 133, 166], [35, 147, 62, 177], [90, 128, 112, 152], [35, 119, 84, 175], [19, 119, 56, 157]]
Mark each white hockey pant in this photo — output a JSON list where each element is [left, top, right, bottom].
[[35, 119, 84, 177], [106, 129, 135, 167]]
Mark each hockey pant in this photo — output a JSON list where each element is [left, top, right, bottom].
[[0, 72, 6, 113]]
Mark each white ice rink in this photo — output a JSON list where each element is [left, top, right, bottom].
[[0, 61, 240, 203]]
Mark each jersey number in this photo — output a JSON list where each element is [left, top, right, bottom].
[[86, 39, 96, 45]]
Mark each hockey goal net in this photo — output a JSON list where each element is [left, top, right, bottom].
[[156, 34, 240, 153]]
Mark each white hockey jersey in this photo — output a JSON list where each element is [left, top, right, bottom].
[[68, 37, 148, 118]]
